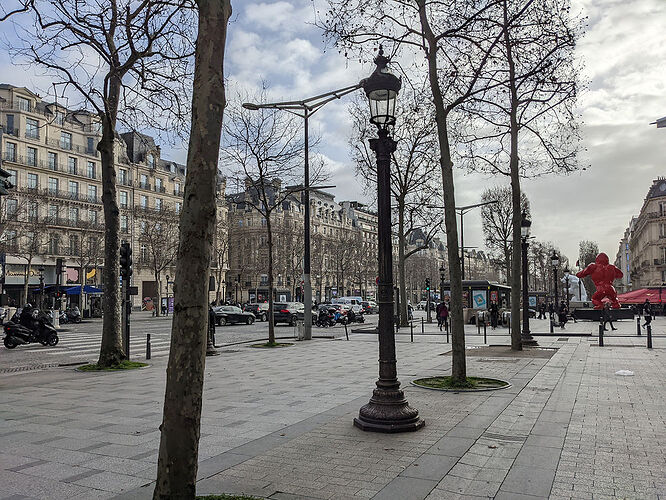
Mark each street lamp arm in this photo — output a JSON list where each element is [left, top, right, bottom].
[[242, 83, 362, 115]]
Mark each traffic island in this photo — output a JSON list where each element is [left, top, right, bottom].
[[411, 375, 510, 392], [76, 360, 149, 371]]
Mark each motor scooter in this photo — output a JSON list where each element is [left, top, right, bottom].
[[3, 309, 59, 349]]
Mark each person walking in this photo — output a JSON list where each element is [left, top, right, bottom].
[[643, 300, 652, 328], [438, 302, 449, 332], [436, 301, 443, 330], [489, 301, 499, 329], [602, 302, 617, 331], [548, 301, 555, 321], [558, 300, 568, 329]]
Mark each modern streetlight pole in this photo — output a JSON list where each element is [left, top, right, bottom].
[[354, 47, 423, 433], [520, 213, 537, 346], [564, 268, 570, 308], [456, 201, 499, 280], [551, 251, 560, 305], [38, 266, 45, 310], [243, 86, 359, 341]]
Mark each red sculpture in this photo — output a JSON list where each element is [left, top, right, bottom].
[[576, 253, 623, 309]]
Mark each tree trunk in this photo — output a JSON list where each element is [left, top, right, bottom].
[[22, 257, 32, 305], [97, 77, 125, 367], [504, 0, 523, 351], [266, 215, 275, 344], [155, 271, 161, 317], [417, 0, 466, 381], [398, 202, 408, 326], [153, 1, 231, 497]]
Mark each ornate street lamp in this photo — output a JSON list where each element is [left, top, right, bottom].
[[551, 251, 560, 305], [38, 266, 45, 310], [520, 213, 536, 346], [439, 265, 447, 301], [354, 47, 424, 433]]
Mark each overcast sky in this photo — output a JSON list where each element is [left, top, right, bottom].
[[1, 0, 664, 265]]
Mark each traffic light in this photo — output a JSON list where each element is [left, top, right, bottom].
[[0, 167, 14, 196], [120, 242, 133, 280], [55, 258, 63, 277], [425, 278, 430, 291]]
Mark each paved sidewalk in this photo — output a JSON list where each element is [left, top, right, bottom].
[[0, 317, 664, 499]]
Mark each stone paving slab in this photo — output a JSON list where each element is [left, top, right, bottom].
[[1, 316, 665, 499]]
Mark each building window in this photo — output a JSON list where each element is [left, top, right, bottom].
[[120, 214, 128, 232], [48, 152, 57, 171], [140, 220, 146, 234], [147, 153, 155, 168], [118, 168, 127, 185], [140, 244, 147, 261], [140, 174, 148, 189], [27, 173, 38, 189], [68, 157, 77, 175], [87, 161, 96, 179], [6, 199, 18, 216], [155, 198, 162, 211], [4, 142, 16, 162], [68, 180, 79, 199], [5, 230, 17, 251], [48, 177, 58, 195], [87, 137, 95, 154], [25, 118, 39, 139], [48, 204, 58, 222], [6, 114, 15, 135], [155, 177, 163, 192], [27, 201, 38, 221], [88, 185, 97, 202], [69, 234, 79, 255], [175, 202, 181, 214], [27, 147, 37, 167], [89, 209, 98, 225], [119, 191, 128, 208], [54, 111, 65, 125], [60, 131, 72, 150], [141, 195, 148, 208], [174, 182, 181, 195], [69, 207, 79, 224], [17, 96, 31, 112], [48, 234, 60, 255]]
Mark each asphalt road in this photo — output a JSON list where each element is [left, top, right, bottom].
[[0, 310, 375, 371]]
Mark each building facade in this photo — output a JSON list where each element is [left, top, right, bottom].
[[0, 84, 228, 312], [627, 178, 666, 288], [614, 220, 635, 293]]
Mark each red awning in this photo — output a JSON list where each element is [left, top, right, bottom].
[[617, 288, 664, 304]]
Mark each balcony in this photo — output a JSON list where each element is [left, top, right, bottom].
[[155, 185, 166, 193], [173, 188, 182, 196], [139, 182, 151, 190], [45, 137, 99, 157], [24, 130, 40, 141], [3, 127, 19, 137], [117, 178, 133, 187]]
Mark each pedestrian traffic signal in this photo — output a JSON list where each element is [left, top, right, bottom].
[[0, 167, 14, 196], [120, 243, 133, 280], [425, 278, 430, 291], [55, 258, 63, 277]]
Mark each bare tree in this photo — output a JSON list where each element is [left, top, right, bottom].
[[8, 0, 195, 366], [212, 211, 229, 304], [134, 207, 180, 316], [221, 96, 314, 345], [153, 0, 232, 497], [68, 218, 105, 312], [458, 0, 582, 349], [578, 240, 599, 298], [349, 93, 442, 325], [480, 186, 529, 285], [323, 0, 510, 382]]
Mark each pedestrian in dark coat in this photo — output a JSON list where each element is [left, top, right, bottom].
[[602, 302, 617, 331]]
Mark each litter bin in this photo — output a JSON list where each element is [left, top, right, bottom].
[[294, 320, 305, 340]]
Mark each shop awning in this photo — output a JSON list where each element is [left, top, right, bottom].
[[617, 288, 664, 304], [64, 285, 103, 295]]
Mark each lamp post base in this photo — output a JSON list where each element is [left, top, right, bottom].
[[521, 332, 538, 346], [354, 386, 425, 433]]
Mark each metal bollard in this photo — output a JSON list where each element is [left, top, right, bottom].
[[446, 322, 449, 343], [421, 317, 424, 333], [146, 333, 151, 360], [477, 319, 481, 335], [598, 322, 604, 347], [344, 322, 349, 341], [637, 317, 641, 336], [647, 325, 652, 349], [410, 321, 414, 342], [549, 319, 554, 334], [484, 321, 487, 344]]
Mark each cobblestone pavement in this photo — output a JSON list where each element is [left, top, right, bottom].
[[0, 315, 663, 499]]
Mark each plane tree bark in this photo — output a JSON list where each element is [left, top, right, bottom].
[[153, 0, 232, 497]]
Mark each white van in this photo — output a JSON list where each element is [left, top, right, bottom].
[[332, 296, 363, 306]]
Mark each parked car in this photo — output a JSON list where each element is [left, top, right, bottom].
[[244, 302, 270, 321], [213, 306, 255, 326], [417, 301, 436, 311], [273, 302, 305, 326], [361, 300, 377, 314]]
